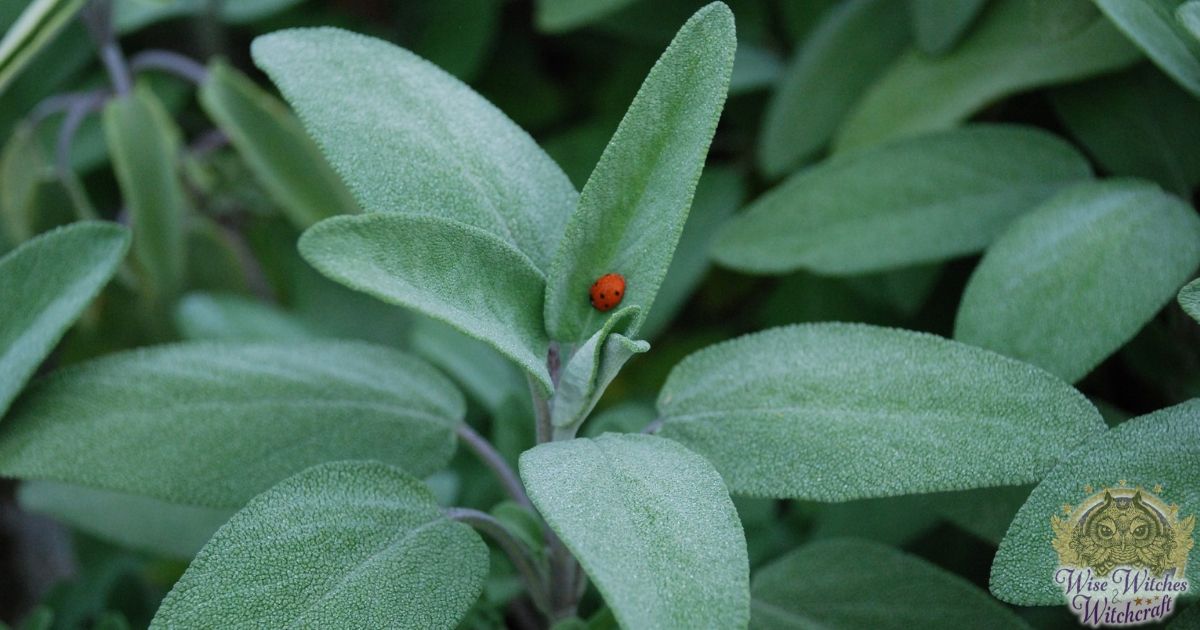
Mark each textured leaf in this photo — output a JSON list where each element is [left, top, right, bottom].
[[103, 85, 189, 301], [657, 323, 1105, 500], [1180, 278, 1200, 324], [0, 341, 464, 507], [19, 480, 232, 559], [252, 27, 576, 271], [300, 213, 552, 392], [199, 61, 358, 228], [521, 433, 749, 629], [835, 0, 1141, 151], [910, 0, 987, 54], [1096, 0, 1200, 97], [991, 400, 1200, 605], [757, 0, 910, 177], [174, 292, 317, 342], [715, 125, 1092, 275], [544, 3, 735, 342], [751, 539, 1026, 629], [152, 461, 487, 627], [536, 0, 641, 32], [955, 180, 1200, 383], [1052, 65, 1200, 196], [1180, 1, 1200, 41], [0, 222, 128, 418], [0, 0, 86, 95], [550, 307, 648, 438]]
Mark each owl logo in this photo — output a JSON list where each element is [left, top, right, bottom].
[[1052, 485, 1194, 578]]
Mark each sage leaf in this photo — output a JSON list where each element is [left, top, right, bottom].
[[520, 433, 749, 629], [0, 341, 464, 507], [757, 0, 910, 177], [103, 85, 189, 302], [657, 323, 1105, 500], [151, 461, 487, 627], [751, 539, 1026, 629], [835, 0, 1141, 151], [1179, 278, 1200, 324], [955, 180, 1200, 383], [0, 222, 129, 418], [550, 307, 649, 438], [199, 60, 358, 229], [536, 0, 639, 33], [174, 292, 318, 342], [1180, 1, 1200, 41], [252, 27, 576, 271], [0, 0, 86, 95], [910, 0, 987, 55], [715, 125, 1092, 275], [543, 2, 736, 343], [19, 480, 232, 560], [1095, 0, 1200, 98], [300, 213, 553, 392], [409, 315, 527, 415], [1052, 65, 1200, 196], [991, 400, 1200, 605]]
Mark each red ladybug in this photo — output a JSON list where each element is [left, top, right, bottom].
[[589, 273, 626, 312]]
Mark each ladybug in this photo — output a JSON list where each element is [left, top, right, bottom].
[[589, 273, 626, 312]]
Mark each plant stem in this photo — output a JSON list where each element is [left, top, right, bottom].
[[81, 0, 132, 96], [446, 507, 551, 616], [530, 376, 552, 444], [454, 423, 532, 510], [129, 50, 210, 85]]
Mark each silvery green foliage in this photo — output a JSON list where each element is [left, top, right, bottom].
[[657, 323, 1105, 499], [1180, 278, 1200, 323], [152, 461, 488, 627], [955, 179, 1200, 383], [520, 433, 749, 629], [0, 341, 465, 507], [0, 221, 128, 418], [550, 306, 648, 439], [1094, 0, 1200, 97]]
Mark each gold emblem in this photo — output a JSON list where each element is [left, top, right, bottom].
[[1052, 485, 1194, 578]]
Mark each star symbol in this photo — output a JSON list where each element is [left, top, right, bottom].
[[1135, 597, 1144, 605], [1154, 484, 1163, 494]]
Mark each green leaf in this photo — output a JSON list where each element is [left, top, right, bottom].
[[715, 125, 1092, 275], [729, 43, 782, 95], [299, 213, 553, 392], [991, 400, 1200, 605], [0, 222, 129, 418], [657, 323, 1105, 500], [0, 0, 86, 95], [199, 60, 358, 229], [115, 0, 304, 32], [910, 0, 987, 54], [1180, 1, 1200, 40], [19, 480, 232, 559], [751, 539, 1027, 629], [0, 341, 464, 507], [520, 433, 749, 629], [835, 0, 1141, 151], [536, 0, 641, 33], [409, 0, 500, 82], [757, 0, 910, 177], [955, 180, 1200, 383], [550, 307, 649, 438], [103, 85, 189, 302], [1096, 0, 1200, 97], [174, 292, 317, 342], [1051, 64, 1200, 196], [252, 27, 577, 271], [152, 461, 488, 627], [544, 3, 735, 343], [1, 123, 49, 245], [1179, 278, 1200, 324], [410, 316, 527, 415]]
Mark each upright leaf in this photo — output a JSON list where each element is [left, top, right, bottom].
[[0, 222, 129, 418], [544, 2, 736, 343], [1095, 0, 1200, 97], [0, 0, 86, 95], [1052, 65, 1200, 196], [104, 85, 189, 302], [955, 180, 1200, 383], [520, 433, 749, 629], [199, 61, 358, 229], [757, 0, 910, 177], [835, 0, 1141, 151], [252, 27, 577, 271], [657, 324, 1105, 500], [715, 125, 1092, 275], [910, 0, 987, 55], [1179, 278, 1200, 324], [300, 214, 553, 392], [751, 539, 1026, 629], [550, 306, 649, 438], [991, 400, 1200, 605], [152, 461, 487, 627], [0, 341, 464, 507]]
